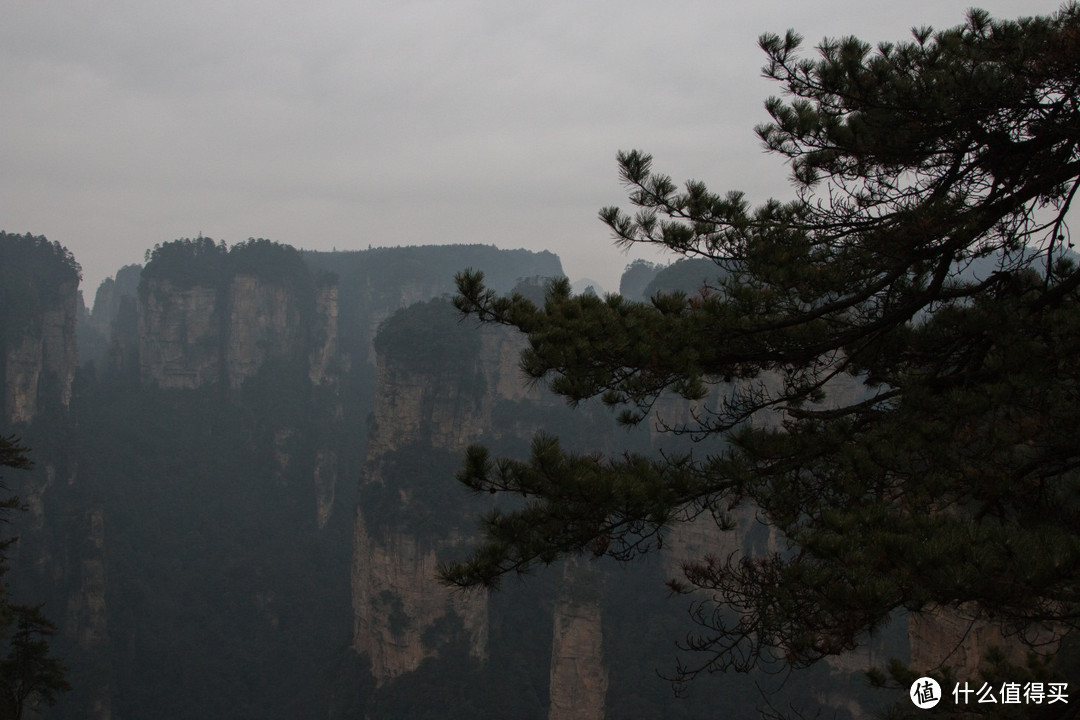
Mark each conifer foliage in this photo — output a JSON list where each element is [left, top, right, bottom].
[[442, 5, 1080, 677], [0, 437, 69, 718]]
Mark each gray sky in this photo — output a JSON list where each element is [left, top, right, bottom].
[[1, 0, 1046, 302]]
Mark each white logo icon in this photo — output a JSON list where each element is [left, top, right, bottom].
[[911, 677, 942, 709]]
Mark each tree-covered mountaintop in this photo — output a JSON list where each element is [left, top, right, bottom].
[[373, 298, 483, 375], [140, 236, 227, 288], [140, 237, 313, 295], [0, 232, 81, 337], [640, 258, 723, 298], [0, 232, 80, 284]]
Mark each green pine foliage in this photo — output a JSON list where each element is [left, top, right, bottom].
[[442, 3, 1080, 683]]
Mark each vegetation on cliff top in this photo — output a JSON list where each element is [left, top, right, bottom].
[[0, 232, 81, 338], [443, 2, 1080, 686], [373, 298, 483, 377], [141, 237, 313, 296]]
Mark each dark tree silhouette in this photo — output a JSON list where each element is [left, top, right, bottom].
[[0, 437, 69, 719], [442, 4, 1080, 680]]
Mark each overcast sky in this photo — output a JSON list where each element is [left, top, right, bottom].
[[1, 0, 1048, 301]]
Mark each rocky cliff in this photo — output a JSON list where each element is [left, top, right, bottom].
[[2, 294, 77, 424], [309, 280, 341, 387], [302, 244, 564, 367], [81, 264, 141, 375], [0, 233, 114, 720], [137, 272, 334, 392], [0, 233, 79, 424], [907, 607, 1056, 678], [137, 279, 222, 389], [32, 240, 569, 720], [353, 297, 622, 718], [359, 295, 889, 718], [548, 561, 608, 720], [351, 510, 489, 684], [352, 303, 542, 683]]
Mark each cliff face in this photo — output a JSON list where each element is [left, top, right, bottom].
[[138, 273, 333, 392], [5, 239, 577, 719], [0, 235, 115, 719], [907, 608, 1055, 678], [64, 507, 113, 720], [137, 279, 221, 389], [548, 561, 608, 720], [352, 299, 629, 718], [309, 280, 340, 387], [352, 317, 542, 684], [81, 264, 141, 375], [2, 278, 78, 424], [0, 234, 81, 425], [222, 274, 304, 390], [351, 511, 488, 684]]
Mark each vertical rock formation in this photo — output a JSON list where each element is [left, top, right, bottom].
[[0, 233, 112, 718], [222, 274, 304, 391], [549, 560, 608, 720], [302, 244, 565, 368], [137, 279, 221, 389], [0, 234, 79, 424], [7, 238, 580, 719], [64, 507, 113, 720], [352, 304, 537, 683], [137, 274, 329, 392], [6, 296, 77, 423], [136, 239, 339, 395], [309, 279, 341, 387], [351, 511, 488, 684], [313, 448, 339, 530], [907, 608, 1055, 678], [81, 264, 142, 375], [353, 296, 633, 717]]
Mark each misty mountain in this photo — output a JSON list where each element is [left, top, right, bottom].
[[1, 234, 895, 719]]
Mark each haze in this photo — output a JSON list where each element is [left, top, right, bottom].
[[1, 0, 1043, 297]]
